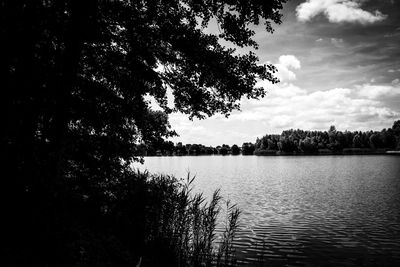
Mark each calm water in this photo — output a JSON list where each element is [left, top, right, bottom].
[[136, 155, 400, 266]]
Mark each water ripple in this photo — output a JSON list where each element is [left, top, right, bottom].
[[137, 155, 400, 266]]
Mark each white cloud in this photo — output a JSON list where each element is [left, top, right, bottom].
[[296, 0, 387, 24], [256, 81, 306, 99], [229, 56, 399, 133], [144, 93, 163, 111], [274, 55, 301, 82], [166, 55, 400, 145], [279, 55, 301, 69], [168, 113, 220, 144], [357, 84, 400, 99], [144, 87, 175, 111], [230, 83, 399, 132]]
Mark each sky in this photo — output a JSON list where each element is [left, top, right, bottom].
[[167, 0, 400, 146]]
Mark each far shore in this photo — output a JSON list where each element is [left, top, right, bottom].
[[143, 149, 400, 157], [254, 148, 400, 156]]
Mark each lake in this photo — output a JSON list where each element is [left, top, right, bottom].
[[135, 155, 400, 266]]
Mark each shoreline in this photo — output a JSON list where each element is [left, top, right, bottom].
[[254, 149, 400, 156], [142, 150, 400, 157]]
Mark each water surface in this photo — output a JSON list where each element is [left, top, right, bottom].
[[136, 155, 400, 266]]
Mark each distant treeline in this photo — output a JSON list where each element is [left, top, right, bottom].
[[255, 120, 400, 155], [137, 142, 252, 156], [138, 120, 400, 156]]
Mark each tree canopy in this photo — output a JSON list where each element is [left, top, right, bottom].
[[254, 121, 400, 154], [2, 0, 287, 265], [3, 0, 286, 175]]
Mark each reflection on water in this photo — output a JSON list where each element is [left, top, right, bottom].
[[135, 155, 400, 266]]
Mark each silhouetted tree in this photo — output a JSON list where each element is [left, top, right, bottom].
[[393, 121, 400, 150], [299, 137, 318, 153], [278, 135, 298, 152], [369, 133, 381, 149], [381, 128, 396, 149], [393, 120, 400, 135], [231, 144, 240, 155], [2, 0, 287, 265], [242, 142, 256, 155], [218, 144, 230, 155]]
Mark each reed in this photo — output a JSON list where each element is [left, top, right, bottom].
[[111, 170, 241, 267]]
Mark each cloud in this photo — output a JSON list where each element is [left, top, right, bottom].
[[331, 38, 344, 47], [168, 113, 219, 143], [231, 82, 399, 132], [229, 56, 399, 133], [388, 69, 400, 73], [274, 55, 301, 82], [144, 87, 175, 111], [279, 55, 301, 69], [167, 55, 400, 145], [296, 0, 387, 24], [357, 83, 400, 99]]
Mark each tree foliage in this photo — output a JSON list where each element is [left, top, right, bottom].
[[2, 0, 287, 265], [231, 144, 241, 155], [254, 121, 400, 154], [3, 0, 286, 179]]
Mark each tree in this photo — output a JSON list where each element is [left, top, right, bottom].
[[176, 142, 187, 155], [353, 134, 362, 148], [219, 146, 229, 155], [299, 137, 318, 153], [189, 144, 201, 155], [278, 136, 297, 152], [393, 120, 400, 136], [267, 138, 279, 150], [369, 133, 381, 149], [335, 131, 346, 150], [327, 125, 337, 149], [242, 142, 256, 155], [392, 120, 400, 150], [231, 144, 241, 155], [2, 0, 287, 265], [381, 128, 396, 149], [219, 144, 231, 155]]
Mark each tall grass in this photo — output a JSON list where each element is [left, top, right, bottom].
[[112, 170, 241, 267]]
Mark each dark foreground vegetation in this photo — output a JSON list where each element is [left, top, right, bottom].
[[10, 168, 241, 266], [2, 0, 288, 266], [20, 169, 241, 266]]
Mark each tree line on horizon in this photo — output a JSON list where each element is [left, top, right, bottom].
[[137, 142, 246, 156], [256, 120, 400, 154], [141, 120, 400, 156]]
